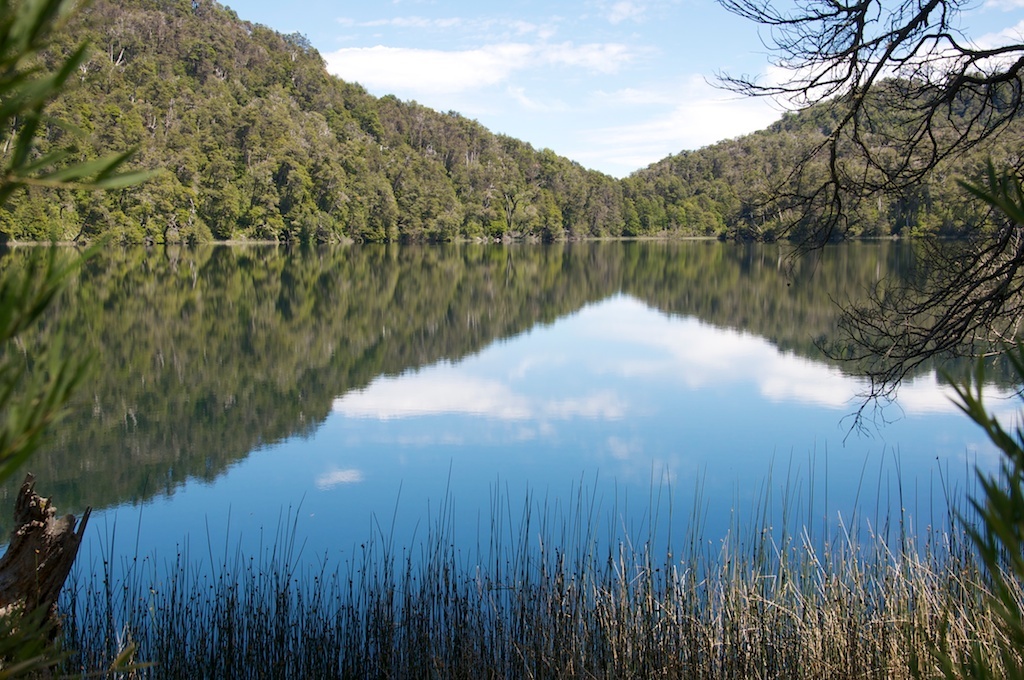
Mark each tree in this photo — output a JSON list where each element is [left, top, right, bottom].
[[717, 0, 1024, 401], [0, 0, 150, 674]]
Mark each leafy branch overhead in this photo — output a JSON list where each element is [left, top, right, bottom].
[[942, 342, 1024, 679], [0, 0, 153, 483], [0, 0, 152, 207], [0, 1, 150, 674], [0, 250, 92, 484]]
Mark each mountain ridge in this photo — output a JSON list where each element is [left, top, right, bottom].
[[0, 0, 1017, 244]]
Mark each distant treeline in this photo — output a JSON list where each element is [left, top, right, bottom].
[[0, 0, 1019, 244]]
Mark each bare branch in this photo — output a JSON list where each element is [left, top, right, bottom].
[[718, 0, 1024, 409]]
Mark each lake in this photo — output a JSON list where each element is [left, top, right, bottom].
[[1, 240, 1013, 577]]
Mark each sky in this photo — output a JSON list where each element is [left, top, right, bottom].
[[221, 0, 1023, 177]]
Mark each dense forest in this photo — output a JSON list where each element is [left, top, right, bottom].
[[0, 0, 624, 243], [0, 0, 1019, 244], [623, 90, 1024, 241]]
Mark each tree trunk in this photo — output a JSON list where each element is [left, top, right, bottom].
[[0, 474, 90, 623]]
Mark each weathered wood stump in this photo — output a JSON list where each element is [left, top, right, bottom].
[[0, 474, 90, 624]]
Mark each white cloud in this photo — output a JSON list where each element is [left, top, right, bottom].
[[508, 354, 566, 380], [509, 19, 553, 37], [758, 359, 854, 408], [546, 391, 626, 419], [580, 296, 1019, 417], [332, 365, 627, 422], [896, 373, 1020, 424], [324, 41, 635, 97], [608, 1, 647, 24], [544, 41, 633, 72], [358, 16, 465, 29], [607, 435, 643, 460], [580, 78, 782, 171], [337, 15, 556, 37], [755, 19, 1023, 101], [506, 85, 566, 112], [983, 0, 1024, 9], [595, 86, 678, 106], [328, 296, 1017, 476], [315, 468, 365, 490], [975, 19, 1024, 48], [605, 313, 857, 407], [324, 44, 533, 94], [900, 21, 1024, 80]]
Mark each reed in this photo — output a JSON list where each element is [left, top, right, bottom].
[[52, 472, 1020, 680]]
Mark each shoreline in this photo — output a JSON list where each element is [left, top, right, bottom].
[[0, 233, 910, 249]]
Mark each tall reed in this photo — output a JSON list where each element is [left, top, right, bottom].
[[56, 477, 1016, 679]]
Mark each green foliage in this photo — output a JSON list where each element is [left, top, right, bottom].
[[0, 0, 152, 485], [626, 85, 1023, 242], [2, 1, 1015, 244], [935, 167, 1024, 680], [0, 0, 150, 482], [0, 0, 152, 211], [0, 0, 150, 675], [0, 605, 62, 678], [0, 249, 89, 485], [959, 162, 1024, 229], [0, 1, 630, 243], [945, 349, 1024, 679]]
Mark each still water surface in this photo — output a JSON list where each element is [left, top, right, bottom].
[[2, 241, 1014, 573]]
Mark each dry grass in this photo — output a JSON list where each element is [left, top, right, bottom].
[[55, 483, 1021, 679]]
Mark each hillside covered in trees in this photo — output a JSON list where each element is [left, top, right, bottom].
[[623, 89, 1024, 241], [0, 0, 628, 243], [0, 0, 1018, 244]]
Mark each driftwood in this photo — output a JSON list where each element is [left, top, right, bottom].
[[0, 474, 90, 623]]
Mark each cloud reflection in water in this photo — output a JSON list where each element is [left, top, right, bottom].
[[333, 296, 1012, 424], [315, 468, 366, 490], [324, 295, 1016, 502], [333, 370, 626, 421]]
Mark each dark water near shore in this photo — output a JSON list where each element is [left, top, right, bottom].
[[1, 241, 1012, 573]]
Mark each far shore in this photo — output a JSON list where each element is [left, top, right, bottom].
[[0, 232, 911, 249]]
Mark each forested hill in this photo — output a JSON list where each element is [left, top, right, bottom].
[[1, 0, 625, 243], [622, 85, 1024, 241], [0, 0, 1018, 244]]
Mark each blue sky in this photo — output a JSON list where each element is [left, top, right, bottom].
[[223, 0, 1023, 177]]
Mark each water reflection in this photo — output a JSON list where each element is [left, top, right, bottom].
[[0, 242, 1014, 564], [257, 294, 1008, 561], [337, 293, 1014, 424], [314, 468, 365, 490], [335, 368, 627, 421]]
